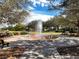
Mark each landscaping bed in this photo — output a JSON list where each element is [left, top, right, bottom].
[[0, 38, 79, 59]]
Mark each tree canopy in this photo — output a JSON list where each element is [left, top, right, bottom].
[[48, 0, 79, 35], [0, 0, 29, 25], [27, 20, 37, 31]]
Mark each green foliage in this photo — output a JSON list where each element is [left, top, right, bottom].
[[48, 0, 79, 35], [2, 23, 26, 31], [20, 31, 28, 35], [43, 16, 76, 32], [0, 0, 29, 24], [27, 20, 37, 31], [12, 31, 20, 35], [7, 26, 15, 31], [9, 31, 28, 35], [14, 23, 26, 31]]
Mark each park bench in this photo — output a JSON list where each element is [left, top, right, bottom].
[[0, 39, 9, 48], [57, 45, 79, 55]]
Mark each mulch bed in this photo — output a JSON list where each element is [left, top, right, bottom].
[[57, 45, 79, 56], [0, 46, 26, 59]]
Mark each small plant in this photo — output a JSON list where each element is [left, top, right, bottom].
[[20, 31, 28, 35], [12, 31, 20, 35]]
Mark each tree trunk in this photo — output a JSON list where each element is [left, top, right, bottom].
[[77, 20, 79, 36], [77, 27, 79, 36]]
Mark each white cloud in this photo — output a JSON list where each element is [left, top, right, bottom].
[[29, 0, 49, 7], [24, 12, 54, 24], [39, 0, 49, 3], [28, 6, 34, 10]]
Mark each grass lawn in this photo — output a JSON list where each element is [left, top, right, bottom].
[[30, 32, 62, 35], [42, 32, 62, 35], [0, 30, 62, 36]]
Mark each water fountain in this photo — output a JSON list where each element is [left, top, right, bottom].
[[30, 20, 43, 40], [35, 20, 43, 34]]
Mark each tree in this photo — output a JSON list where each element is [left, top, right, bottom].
[[27, 20, 37, 31], [14, 23, 26, 31], [64, 0, 79, 35], [2, 23, 26, 31], [0, 0, 29, 25], [53, 16, 69, 27], [43, 18, 55, 31], [44, 16, 76, 32], [53, 16, 76, 32], [48, 0, 79, 36]]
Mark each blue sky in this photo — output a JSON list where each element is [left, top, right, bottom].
[[23, 0, 63, 23], [28, 0, 62, 15], [0, 0, 63, 27]]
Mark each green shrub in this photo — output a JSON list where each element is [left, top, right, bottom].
[[20, 31, 28, 35], [12, 31, 20, 35], [14, 23, 26, 31]]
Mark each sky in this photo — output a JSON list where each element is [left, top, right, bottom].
[[0, 0, 62, 23], [0, 0, 63, 28], [24, 0, 62, 23]]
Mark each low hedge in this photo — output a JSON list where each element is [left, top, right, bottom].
[[11, 31, 28, 35], [20, 31, 28, 35]]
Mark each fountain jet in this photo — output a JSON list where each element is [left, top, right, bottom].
[[35, 20, 42, 34]]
